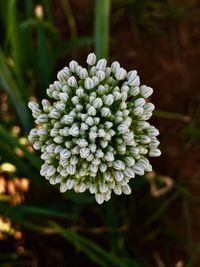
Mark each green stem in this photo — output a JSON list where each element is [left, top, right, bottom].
[[95, 0, 111, 59], [154, 109, 191, 123], [61, 0, 77, 39]]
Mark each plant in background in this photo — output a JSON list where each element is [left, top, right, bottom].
[[28, 53, 161, 204]]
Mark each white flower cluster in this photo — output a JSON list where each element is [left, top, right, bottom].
[[28, 53, 161, 204]]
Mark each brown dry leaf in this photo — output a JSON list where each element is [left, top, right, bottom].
[[147, 172, 174, 197]]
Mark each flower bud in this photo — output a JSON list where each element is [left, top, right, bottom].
[[86, 53, 96, 65], [96, 70, 105, 81], [93, 98, 103, 109], [104, 94, 114, 106], [101, 107, 111, 117], [79, 68, 88, 79], [122, 185, 131, 195], [133, 164, 144, 176], [124, 167, 135, 178], [128, 75, 140, 87], [111, 61, 120, 73], [84, 77, 95, 90], [69, 60, 78, 72], [149, 148, 161, 157], [115, 67, 127, 80], [140, 85, 153, 98], [127, 70, 137, 80], [67, 76, 78, 87], [130, 86, 140, 96], [96, 59, 107, 71], [95, 194, 104, 204]]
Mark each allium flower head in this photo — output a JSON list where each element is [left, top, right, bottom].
[[28, 53, 161, 204]]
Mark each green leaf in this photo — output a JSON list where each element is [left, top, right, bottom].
[[0, 124, 41, 169], [5, 0, 22, 77], [53, 223, 139, 267], [0, 49, 31, 131], [0, 202, 73, 220]]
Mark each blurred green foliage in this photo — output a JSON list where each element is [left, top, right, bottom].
[[0, 0, 200, 266]]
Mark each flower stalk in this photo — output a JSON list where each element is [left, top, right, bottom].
[[95, 0, 111, 59]]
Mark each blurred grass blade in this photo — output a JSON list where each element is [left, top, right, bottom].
[[53, 223, 139, 267], [5, 0, 22, 78], [0, 50, 31, 131], [0, 203, 53, 233], [61, 0, 77, 39], [145, 192, 179, 226], [42, 0, 54, 22], [54, 224, 109, 267], [0, 203, 72, 220], [154, 109, 191, 123], [0, 124, 41, 169], [95, 0, 111, 59], [62, 36, 93, 55], [0, 140, 27, 171], [20, 16, 59, 100], [35, 17, 54, 100], [185, 243, 200, 267], [0, 140, 42, 186], [0, 124, 44, 185]]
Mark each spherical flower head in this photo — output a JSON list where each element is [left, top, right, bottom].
[[28, 52, 161, 204]]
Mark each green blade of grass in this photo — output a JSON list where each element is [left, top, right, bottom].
[[95, 0, 111, 59], [0, 50, 31, 132], [0, 124, 41, 170], [53, 223, 139, 267], [5, 0, 22, 79], [61, 0, 77, 39], [0, 124, 44, 186], [0, 141, 35, 179], [0, 203, 53, 234], [145, 192, 179, 226], [154, 109, 191, 123], [54, 224, 109, 267], [0, 202, 142, 267], [185, 243, 200, 267], [35, 18, 54, 100], [0, 202, 72, 220]]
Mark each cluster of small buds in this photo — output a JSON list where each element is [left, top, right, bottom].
[[28, 53, 161, 204]]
